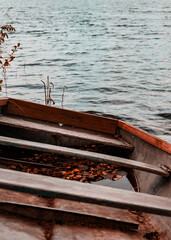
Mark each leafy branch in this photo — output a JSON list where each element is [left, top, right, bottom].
[[0, 22, 20, 95]]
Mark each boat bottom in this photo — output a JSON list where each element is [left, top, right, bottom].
[[0, 145, 138, 191], [0, 197, 164, 240]]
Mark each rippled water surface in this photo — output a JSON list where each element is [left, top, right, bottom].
[[0, 0, 171, 141]]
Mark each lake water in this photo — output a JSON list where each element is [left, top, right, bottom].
[[0, 0, 171, 142]]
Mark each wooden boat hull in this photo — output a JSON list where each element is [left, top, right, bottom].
[[0, 97, 170, 240]]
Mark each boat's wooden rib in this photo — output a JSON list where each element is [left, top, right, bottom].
[[0, 136, 169, 177], [5, 98, 118, 134], [0, 115, 133, 150], [0, 201, 139, 230], [0, 168, 171, 216]]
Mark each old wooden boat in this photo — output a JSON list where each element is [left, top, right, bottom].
[[0, 97, 170, 240]]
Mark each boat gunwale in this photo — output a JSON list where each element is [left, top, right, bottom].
[[0, 97, 170, 154], [118, 120, 171, 155]]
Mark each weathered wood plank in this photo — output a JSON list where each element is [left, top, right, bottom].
[[118, 120, 171, 154], [0, 136, 168, 177], [0, 156, 59, 169], [0, 168, 171, 216], [0, 115, 132, 150], [0, 98, 8, 106], [0, 201, 138, 230], [3, 97, 170, 154], [53, 198, 138, 228], [6, 98, 117, 134]]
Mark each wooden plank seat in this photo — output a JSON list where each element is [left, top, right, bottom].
[[0, 136, 169, 177], [0, 114, 132, 150], [4, 98, 118, 135], [0, 168, 171, 216]]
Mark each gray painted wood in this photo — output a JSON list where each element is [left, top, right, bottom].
[[0, 115, 132, 149], [0, 213, 45, 240], [0, 136, 169, 176], [0, 168, 171, 216], [0, 201, 138, 230]]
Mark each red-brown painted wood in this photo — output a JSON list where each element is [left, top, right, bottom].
[[118, 120, 171, 154], [6, 98, 117, 134], [0, 98, 8, 106]]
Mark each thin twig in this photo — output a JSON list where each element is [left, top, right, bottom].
[[49, 82, 55, 105], [41, 77, 55, 105], [61, 85, 67, 108], [2, 67, 7, 96], [1, 7, 13, 25], [41, 80, 46, 105]]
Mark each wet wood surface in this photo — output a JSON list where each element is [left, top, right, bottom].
[[0, 168, 171, 216], [6, 98, 117, 134], [0, 136, 169, 176]]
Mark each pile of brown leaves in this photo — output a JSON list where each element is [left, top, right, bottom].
[[10, 147, 126, 183], [143, 231, 160, 240]]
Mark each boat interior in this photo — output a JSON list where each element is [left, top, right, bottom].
[[0, 97, 170, 240]]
